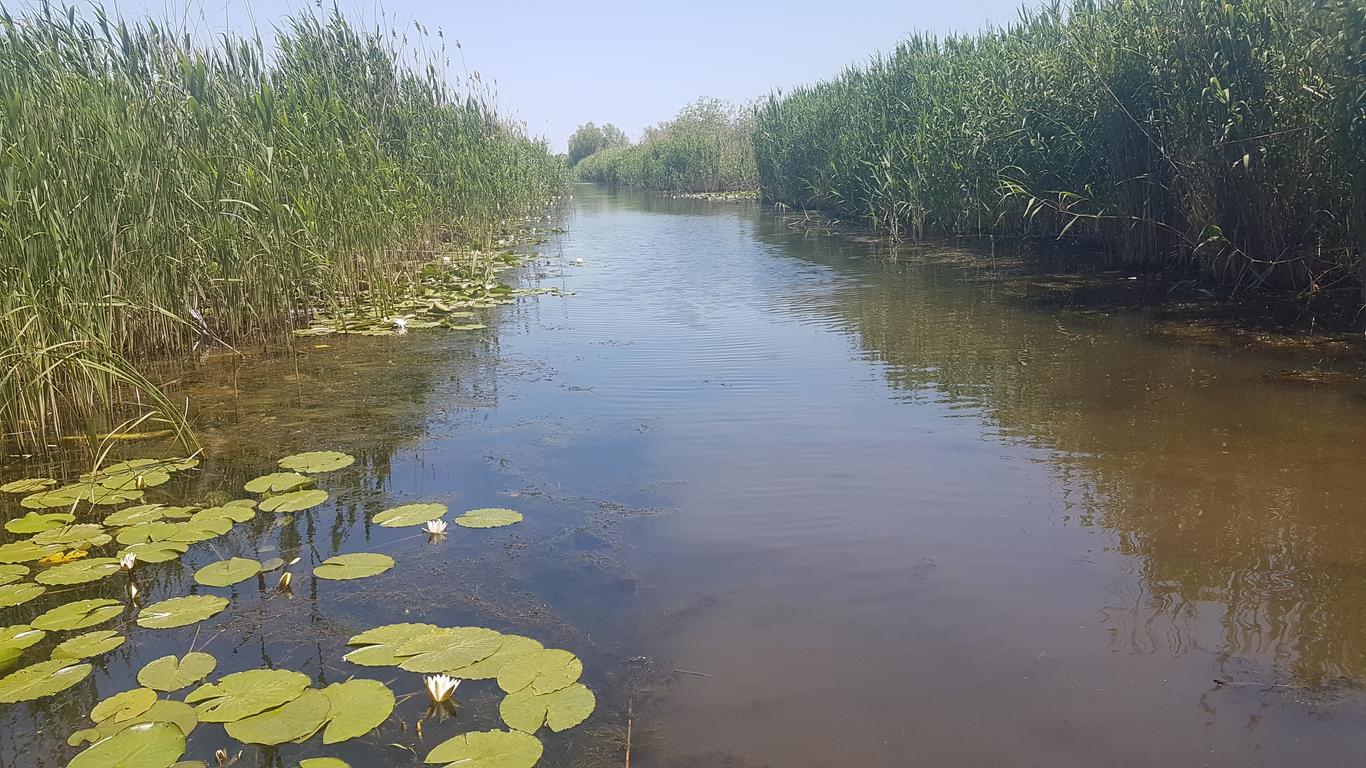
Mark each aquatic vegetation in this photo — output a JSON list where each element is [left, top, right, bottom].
[[318, 680, 396, 744], [66, 722, 185, 768], [500, 684, 596, 734], [243, 472, 314, 494], [137, 653, 218, 693], [51, 631, 125, 661], [424, 519, 450, 537], [32, 599, 123, 632], [425, 674, 461, 704], [375, 503, 449, 528], [0, 582, 44, 608], [259, 489, 330, 513], [136, 596, 229, 630], [91, 688, 158, 724], [425, 729, 544, 768], [313, 553, 395, 581], [0, 478, 56, 494], [193, 558, 264, 588], [0, 660, 91, 703], [456, 508, 525, 529], [278, 452, 356, 474]]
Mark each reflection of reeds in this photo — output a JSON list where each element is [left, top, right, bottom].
[[0, 7, 564, 451]]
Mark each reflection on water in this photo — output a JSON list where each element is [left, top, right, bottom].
[[3, 184, 1366, 767]]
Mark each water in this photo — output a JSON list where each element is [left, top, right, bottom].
[[4, 184, 1366, 766]]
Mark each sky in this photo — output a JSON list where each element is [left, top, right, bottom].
[[106, 0, 1029, 152]]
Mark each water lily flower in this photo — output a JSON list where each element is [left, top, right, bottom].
[[120, 553, 137, 570], [422, 519, 448, 536], [127, 582, 140, 605], [573, 257, 584, 265], [278, 571, 293, 591], [424, 673, 460, 704], [393, 317, 408, 334]]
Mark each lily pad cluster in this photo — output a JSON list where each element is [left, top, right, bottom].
[[15, 458, 198, 510]]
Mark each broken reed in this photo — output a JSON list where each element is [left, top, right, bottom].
[[0, 5, 566, 451], [754, 0, 1363, 295]]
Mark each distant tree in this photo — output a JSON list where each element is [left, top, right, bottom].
[[568, 121, 630, 166]]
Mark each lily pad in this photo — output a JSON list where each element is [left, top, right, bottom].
[[92, 687, 158, 724], [260, 489, 329, 513], [0, 540, 64, 563], [278, 451, 355, 474], [0, 477, 56, 494], [300, 760, 350, 768], [36, 557, 121, 585], [244, 472, 314, 494], [0, 625, 46, 651], [373, 503, 448, 528], [137, 652, 217, 692], [313, 553, 393, 581], [0, 659, 92, 703], [0, 582, 45, 608], [52, 630, 125, 660], [223, 688, 330, 745], [192, 505, 255, 524], [72, 700, 199, 745], [190, 668, 311, 722], [32, 598, 123, 631], [104, 505, 173, 527], [449, 635, 544, 679], [168, 519, 231, 544], [396, 627, 503, 673], [119, 541, 189, 564], [423, 729, 543, 768], [0, 564, 27, 585], [455, 508, 524, 529], [5, 511, 76, 534], [343, 623, 439, 667], [67, 721, 186, 768], [98, 469, 171, 491], [319, 678, 395, 744], [497, 649, 582, 695], [116, 521, 182, 546], [194, 557, 262, 588], [499, 683, 595, 733], [33, 523, 111, 548], [137, 596, 229, 629]]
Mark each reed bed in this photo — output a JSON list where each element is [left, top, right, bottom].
[[0, 5, 565, 452], [575, 98, 758, 192], [754, 0, 1363, 297]]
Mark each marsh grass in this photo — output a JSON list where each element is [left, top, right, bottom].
[[0, 4, 565, 452], [754, 0, 1362, 298]]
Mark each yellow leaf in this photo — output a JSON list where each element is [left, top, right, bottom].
[[39, 549, 88, 565]]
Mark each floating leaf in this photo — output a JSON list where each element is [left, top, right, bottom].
[[224, 688, 331, 745], [52, 630, 125, 660], [194, 557, 262, 587], [98, 469, 171, 491], [450, 635, 544, 679], [260, 489, 329, 513], [396, 627, 503, 673], [0, 564, 27, 586], [168, 519, 230, 545], [32, 598, 123, 631], [500, 683, 595, 733], [190, 669, 311, 722], [259, 557, 287, 572], [319, 678, 395, 744], [36, 557, 120, 585], [0, 478, 56, 494], [0, 540, 64, 563], [278, 451, 355, 473], [455, 508, 523, 529], [0, 625, 46, 651], [300, 760, 350, 768], [343, 623, 438, 667], [373, 503, 447, 528], [92, 687, 158, 724], [193, 504, 255, 524], [423, 729, 543, 768], [138, 652, 217, 692], [119, 541, 188, 564], [313, 553, 393, 581], [33, 523, 111, 548], [137, 596, 229, 629], [244, 472, 313, 494], [116, 521, 181, 546], [23, 483, 142, 509], [66, 722, 186, 768], [497, 650, 582, 695], [0, 659, 92, 703], [0, 582, 45, 608], [94, 700, 198, 742], [38, 548, 88, 565], [5, 511, 75, 534], [104, 505, 173, 527]]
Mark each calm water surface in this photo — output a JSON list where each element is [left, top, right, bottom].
[[5, 184, 1366, 767]]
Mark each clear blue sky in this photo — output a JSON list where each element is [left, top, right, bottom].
[[107, 0, 1029, 151]]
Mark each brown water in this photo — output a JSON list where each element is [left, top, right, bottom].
[[5, 184, 1366, 767]]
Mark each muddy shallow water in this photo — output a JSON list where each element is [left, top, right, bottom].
[[5, 184, 1366, 767]]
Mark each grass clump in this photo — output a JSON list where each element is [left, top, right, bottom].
[[0, 5, 566, 452]]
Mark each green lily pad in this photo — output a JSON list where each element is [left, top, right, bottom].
[[0, 540, 64, 563], [5, 511, 76, 534], [98, 469, 171, 491], [0, 477, 56, 494], [343, 623, 439, 667], [497, 649, 582, 695], [32, 598, 123, 631], [105, 505, 173, 527], [423, 729, 543, 768], [0, 582, 45, 608], [260, 489, 329, 513], [116, 521, 181, 546], [190, 668, 311, 722], [0, 564, 27, 585], [454, 508, 524, 529], [98, 457, 198, 475], [192, 505, 255, 524], [72, 700, 199, 746], [224, 688, 330, 745], [137, 595, 229, 629], [67, 721, 186, 768], [33, 523, 111, 548], [313, 553, 393, 581], [373, 503, 448, 528], [244, 472, 314, 494], [278, 451, 355, 474], [137, 652, 217, 692], [319, 678, 395, 744], [396, 627, 503, 673], [119, 541, 189, 564], [194, 557, 262, 587], [499, 683, 595, 733], [22, 483, 143, 509], [168, 519, 231, 544], [449, 635, 544, 679], [92, 687, 159, 724], [52, 630, 125, 660], [300, 760, 350, 768], [0, 625, 46, 651], [0, 659, 92, 703], [36, 557, 121, 585]]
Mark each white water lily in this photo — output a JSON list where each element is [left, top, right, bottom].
[[393, 317, 408, 334], [119, 553, 137, 570], [422, 519, 448, 536], [573, 257, 584, 265], [423, 673, 460, 703], [277, 571, 293, 591]]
